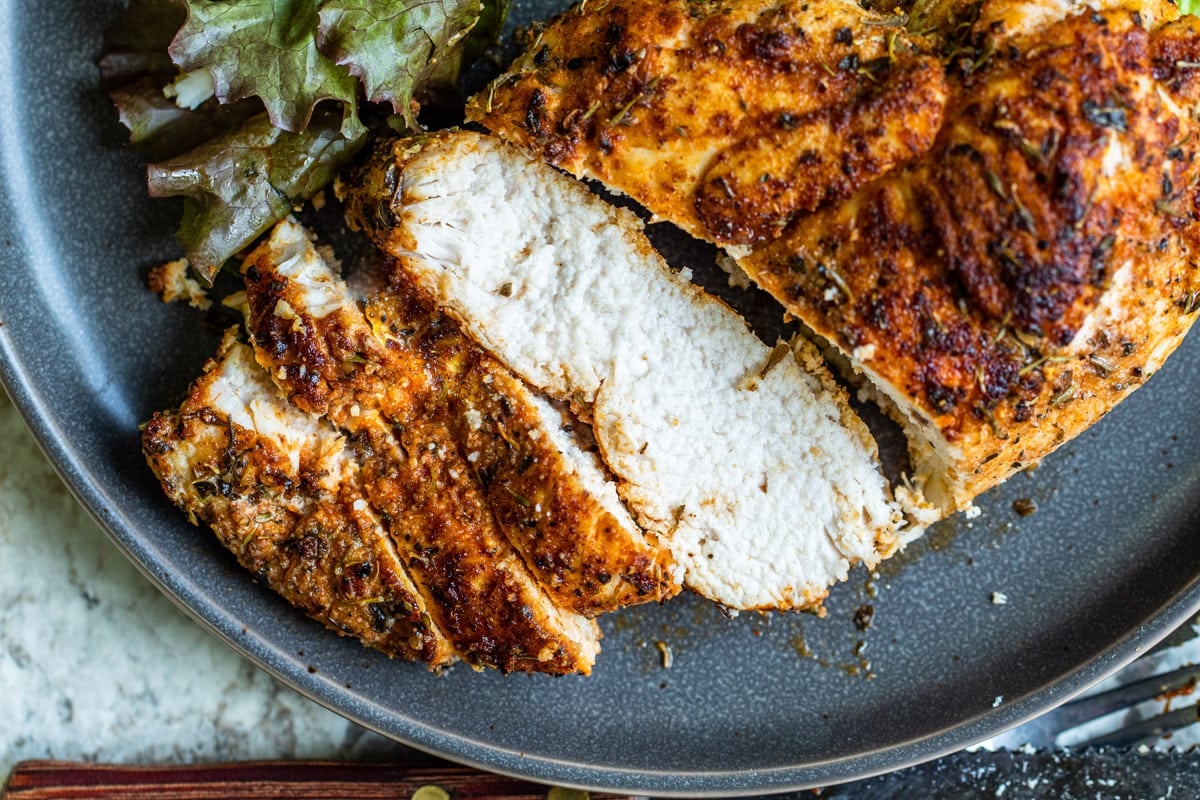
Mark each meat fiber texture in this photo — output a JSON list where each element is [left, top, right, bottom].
[[342, 131, 911, 612]]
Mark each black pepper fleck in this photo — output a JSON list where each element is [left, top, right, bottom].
[[1012, 497, 1038, 516], [853, 604, 875, 631]]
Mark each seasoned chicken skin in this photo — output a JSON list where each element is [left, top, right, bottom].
[[472, 0, 1200, 515], [742, 4, 1200, 511], [469, 0, 948, 246], [143, 333, 457, 666]]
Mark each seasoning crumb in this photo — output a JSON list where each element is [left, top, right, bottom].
[[853, 603, 875, 631], [852, 343, 877, 361], [148, 258, 212, 311], [993, 695, 1004, 708], [655, 640, 673, 669], [1012, 497, 1038, 516], [991, 591, 1008, 605], [963, 504, 982, 520], [716, 251, 753, 289]]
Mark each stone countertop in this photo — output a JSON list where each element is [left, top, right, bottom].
[[0, 389, 404, 778]]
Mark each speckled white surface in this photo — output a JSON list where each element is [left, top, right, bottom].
[[0, 389, 401, 781]]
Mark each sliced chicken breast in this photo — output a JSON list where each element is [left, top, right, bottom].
[[142, 332, 457, 667], [240, 219, 676, 622], [341, 131, 910, 612], [469, 0, 1200, 517]]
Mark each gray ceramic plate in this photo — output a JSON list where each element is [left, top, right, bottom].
[[2, 0, 1200, 794]]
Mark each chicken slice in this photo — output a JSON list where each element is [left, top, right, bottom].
[[341, 131, 909, 612], [142, 332, 456, 667], [234, 223, 598, 674], [468, 0, 947, 246], [367, 285, 681, 611], [907, 0, 1177, 55], [739, 6, 1200, 513], [240, 219, 675, 622]]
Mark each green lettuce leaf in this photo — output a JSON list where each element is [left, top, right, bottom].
[[146, 109, 366, 281], [99, 0, 187, 86], [103, 0, 262, 162], [316, 0, 482, 126], [109, 78, 261, 162], [169, 0, 365, 138], [462, 0, 510, 66], [1184, 0, 1199, 16], [105, 0, 510, 287]]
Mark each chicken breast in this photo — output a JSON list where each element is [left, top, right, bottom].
[[143, 332, 457, 667], [146, 328, 602, 673], [741, 4, 1200, 513], [148, 214, 718, 673], [340, 131, 911, 612], [471, 0, 1200, 516], [239, 219, 676, 620], [468, 0, 948, 247]]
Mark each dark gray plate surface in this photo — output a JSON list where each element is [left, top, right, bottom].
[[2, 0, 1199, 794]]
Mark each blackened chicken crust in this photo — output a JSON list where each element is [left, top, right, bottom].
[[469, 0, 947, 247], [742, 8, 1200, 511]]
